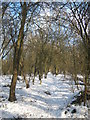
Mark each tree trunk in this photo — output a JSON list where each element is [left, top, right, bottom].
[[8, 68, 17, 101], [84, 46, 90, 105], [20, 61, 30, 88], [39, 74, 42, 84], [44, 63, 47, 78], [24, 74, 29, 88], [84, 76, 87, 106], [8, 46, 19, 101], [8, 2, 27, 102]]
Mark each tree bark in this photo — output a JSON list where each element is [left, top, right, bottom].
[[23, 74, 29, 88], [8, 69, 17, 101], [84, 36, 90, 105], [8, 46, 19, 101], [8, 2, 27, 102]]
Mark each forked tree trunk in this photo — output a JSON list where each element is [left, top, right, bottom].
[[8, 2, 27, 102]]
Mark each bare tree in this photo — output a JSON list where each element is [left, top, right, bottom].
[[64, 2, 90, 105]]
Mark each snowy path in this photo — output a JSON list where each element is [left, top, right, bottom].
[[0, 72, 88, 118]]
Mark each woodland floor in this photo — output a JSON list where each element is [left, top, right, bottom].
[[0, 72, 89, 118]]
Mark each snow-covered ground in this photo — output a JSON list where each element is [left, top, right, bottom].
[[0, 72, 88, 118]]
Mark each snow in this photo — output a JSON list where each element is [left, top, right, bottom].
[[77, 74, 84, 80], [0, 72, 88, 118], [61, 105, 88, 118]]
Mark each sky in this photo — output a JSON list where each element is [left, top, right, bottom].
[[0, 0, 88, 2]]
